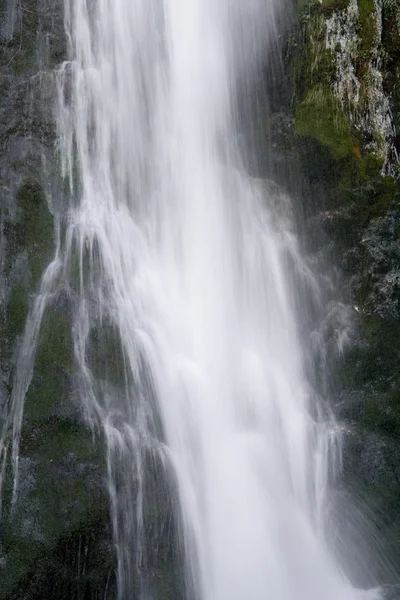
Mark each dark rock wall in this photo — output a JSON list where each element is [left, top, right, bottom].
[[0, 2, 116, 597], [281, 0, 400, 589]]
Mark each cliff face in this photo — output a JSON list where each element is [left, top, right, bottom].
[[285, 0, 400, 587], [0, 2, 117, 597], [0, 3, 182, 597], [0, 0, 400, 597], [293, 0, 399, 171]]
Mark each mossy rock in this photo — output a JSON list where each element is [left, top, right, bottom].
[[86, 320, 127, 389], [0, 414, 109, 598], [1, 506, 116, 600], [356, 0, 379, 59], [1, 178, 55, 358], [295, 85, 355, 159], [287, 0, 400, 581], [0, 276, 111, 597], [5, 284, 29, 340], [382, 1, 400, 156], [3, 289, 72, 430], [320, 0, 351, 14], [15, 178, 54, 286]]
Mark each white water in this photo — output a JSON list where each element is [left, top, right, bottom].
[[56, 0, 382, 598], [0, 0, 384, 598]]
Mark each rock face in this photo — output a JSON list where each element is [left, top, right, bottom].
[[1, 0, 400, 597], [281, 0, 400, 588], [0, 1, 116, 597], [0, 3, 183, 597]]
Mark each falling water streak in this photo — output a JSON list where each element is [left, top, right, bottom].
[[0, 0, 385, 599], [0, 221, 62, 513]]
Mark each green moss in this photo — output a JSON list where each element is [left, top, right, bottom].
[[288, 3, 333, 103], [0, 534, 47, 598], [36, 308, 74, 374], [357, 0, 378, 59], [15, 178, 54, 287], [1, 420, 109, 595], [21, 418, 103, 464], [320, 0, 351, 13], [382, 2, 400, 145], [87, 321, 127, 387], [1, 302, 109, 596], [363, 152, 385, 177], [287, 0, 400, 571], [23, 367, 63, 424], [24, 305, 74, 424], [6, 284, 29, 339], [0, 500, 113, 600], [291, 0, 396, 169], [14, 416, 107, 547], [16, 179, 51, 244], [1, 180, 55, 364], [382, 1, 400, 56], [295, 85, 355, 158]]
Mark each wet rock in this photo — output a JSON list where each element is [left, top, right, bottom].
[[0, 1, 119, 598], [280, 0, 400, 584]]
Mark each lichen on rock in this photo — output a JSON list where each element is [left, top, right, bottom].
[[280, 0, 400, 581], [290, 0, 399, 174]]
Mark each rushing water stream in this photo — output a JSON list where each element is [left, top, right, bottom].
[[0, 0, 386, 598]]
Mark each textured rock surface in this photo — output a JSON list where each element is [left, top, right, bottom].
[[0, 2, 116, 597], [280, 0, 400, 586], [0, 4, 183, 597]]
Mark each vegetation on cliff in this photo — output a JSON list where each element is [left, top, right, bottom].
[[286, 0, 400, 582]]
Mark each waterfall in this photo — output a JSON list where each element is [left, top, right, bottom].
[[0, 0, 384, 598]]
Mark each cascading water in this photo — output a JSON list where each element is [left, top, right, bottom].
[[0, 0, 386, 598]]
